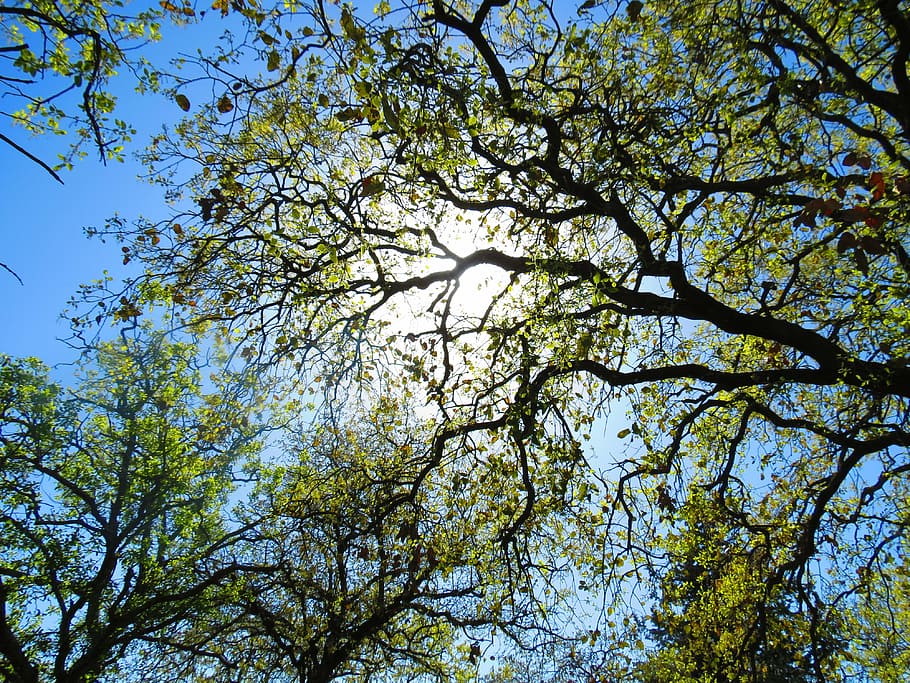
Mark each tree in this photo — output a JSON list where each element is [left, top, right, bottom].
[[0, 330, 262, 682], [0, 0, 188, 283], [826, 478, 910, 683], [98, 0, 910, 678], [0, 0, 329, 182], [636, 491, 824, 683], [141, 399, 586, 682], [847, 553, 910, 683]]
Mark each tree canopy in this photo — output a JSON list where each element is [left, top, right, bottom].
[[10, 0, 910, 681], [148, 404, 586, 682], [0, 331, 262, 682]]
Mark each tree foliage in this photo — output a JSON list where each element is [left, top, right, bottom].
[[143, 399, 593, 682], [0, 0, 197, 179], [637, 490, 824, 683], [0, 331, 261, 682], [63, 0, 910, 679]]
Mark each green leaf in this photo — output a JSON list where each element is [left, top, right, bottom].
[[258, 31, 277, 46]]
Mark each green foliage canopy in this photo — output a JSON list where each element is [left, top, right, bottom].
[[0, 0, 197, 178], [0, 332, 261, 683], [143, 398, 594, 682], [82, 0, 910, 679]]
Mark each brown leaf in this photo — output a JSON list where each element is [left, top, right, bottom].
[[841, 206, 870, 224], [627, 0, 644, 21], [656, 486, 676, 512], [798, 211, 817, 227], [335, 107, 362, 122], [820, 198, 840, 216], [216, 95, 234, 114], [860, 235, 886, 255], [836, 232, 857, 253], [360, 176, 386, 197], [869, 171, 885, 201], [854, 248, 869, 274], [864, 214, 883, 229]]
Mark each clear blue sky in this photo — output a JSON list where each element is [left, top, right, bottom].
[[0, 18, 219, 368], [0, 135, 158, 365]]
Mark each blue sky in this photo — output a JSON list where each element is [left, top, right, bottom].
[[0, 135, 157, 365], [0, 17, 221, 368]]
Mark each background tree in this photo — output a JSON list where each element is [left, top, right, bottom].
[[94, 0, 910, 678], [143, 397, 590, 682], [635, 490, 825, 683], [0, 330, 262, 682], [824, 478, 910, 683]]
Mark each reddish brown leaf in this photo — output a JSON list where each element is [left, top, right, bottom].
[[841, 206, 870, 223], [869, 171, 885, 201], [805, 198, 826, 212], [837, 232, 857, 253], [820, 198, 840, 216], [798, 211, 817, 227], [864, 214, 883, 229]]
